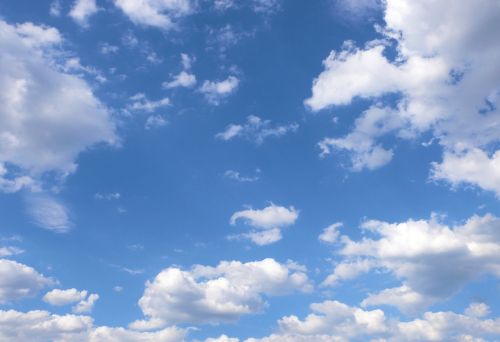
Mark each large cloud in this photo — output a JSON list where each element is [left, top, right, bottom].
[[0, 259, 54, 304], [0, 310, 186, 342], [242, 300, 500, 342], [0, 19, 117, 186], [131, 258, 312, 328], [305, 0, 500, 196], [322, 214, 500, 313]]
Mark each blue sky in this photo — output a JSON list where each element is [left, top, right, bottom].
[[1, 0, 500, 341]]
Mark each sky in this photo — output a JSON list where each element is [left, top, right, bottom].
[[0, 0, 500, 341]]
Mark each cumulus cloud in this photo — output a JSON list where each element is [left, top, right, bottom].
[[131, 258, 311, 327], [322, 213, 500, 313], [0, 259, 54, 304], [43, 288, 99, 314], [0, 246, 24, 258], [0, 19, 117, 188], [163, 53, 196, 89], [69, 0, 98, 26], [229, 204, 299, 245], [305, 0, 500, 187], [216, 115, 298, 144], [244, 301, 500, 342], [113, 0, 193, 29], [0, 309, 186, 342], [145, 115, 168, 130]]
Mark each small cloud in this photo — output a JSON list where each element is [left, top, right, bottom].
[[27, 195, 72, 233], [145, 115, 168, 130], [94, 192, 121, 201], [200, 76, 239, 104], [224, 169, 260, 182]]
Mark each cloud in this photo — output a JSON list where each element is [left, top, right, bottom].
[[94, 192, 121, 201], [200, 76, 239, 104], [131, 258, 311, 327], [145, 115, 168, 130], [431, 148, 500, 197], [304, 0, 500, 190], [244, 300, 500, 342], [49, 0, 61, 16], [216, 115, 298, 144], [0, 246, 24, 258], [318, 223, 342, 243], [69, 0, 98, 26], [43, 288, 99, 314], [163, 71, 196, 89], [27, 196, 72, 232], [113, 0, 193, 29], [127, 93, 170, 113], [322, 213, 500, 313], [229, 204, 299, 245], [0, 259, 54, 304], [224, 169, 260, 182], [0, 309, 186, 342], [0, 19, 117, 187]]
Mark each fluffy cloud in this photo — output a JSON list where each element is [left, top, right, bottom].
[[224, 169, 260, 183], [0, 310, 186, 342], [323, 214, 500, 313], [216, 115, 298, 144], [0, 19, 117, 187], [305, 0, 500, 187], [229, 204, 299, 245], [200, 76, 239, 104], [244, 301, 500, 342], [0, 259, 54, 304], [145, 115, 168, 130], [43, 289, 99, 314], [131, 258, 311, 327], [69, 0, 98, 26], [431, 149, 500, 197], [0, 246, 24, 257], [318, 223, 342, 244], [113, 0, 193, 29]]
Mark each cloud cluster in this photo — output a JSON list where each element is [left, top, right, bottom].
[[322, 213, 500, 313], [200, 76, 239, 104], [305, 0, 500, 194], [229, 204, 299, 245], [131, 258, 311, 328]]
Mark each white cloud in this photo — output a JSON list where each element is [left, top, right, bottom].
[[304, 0, 500, 190], [229, 204, 299, 245], [224, 169, 260, 182], [212, 0, 281, 14], [49, 0, 62, 16], [100, 43, 119, 55], [431, 149, 500, 197], [216, 115, 298, 144], [145, 115, 168, 130], [0, 309, 186, 342], [113, 0, 193, 29], [131, 258, 311, 327], [43, 288, 88, 306], [94, 192, 121, 201], [318, 223, 342, 243], [0, 259, 54, 304], [0, 246, 24, 257], [200, 76, 239, 104], [69, 0, 98, 26], [323, 213, 500, 313], [127, 93, 170, 113], [206, 335, 239, 342], [163, 71, 196, 89], [72, 293, 99, 314], [43, 288, 99, 313], [27, 196, 72, 232], [0, 19, 117, 186], [244, 301, 500, 342]]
